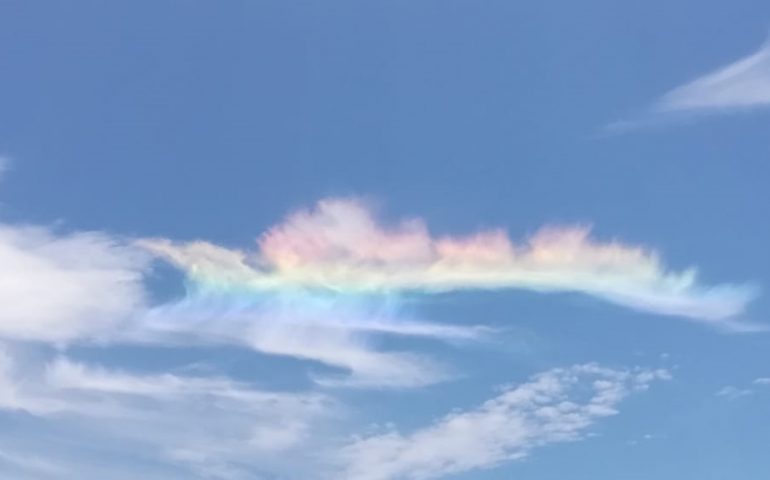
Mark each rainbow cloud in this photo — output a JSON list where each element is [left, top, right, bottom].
[[141, 197, 757, 327]]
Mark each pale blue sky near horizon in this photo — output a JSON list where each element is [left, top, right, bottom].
[[1, 1, 769, 479]]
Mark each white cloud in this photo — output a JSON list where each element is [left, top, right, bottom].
[[133, 294, 475, 389], [338, 364, 670, 480], [0, 194, 758, 390], [656, 38, 770, 114], [245, 323, 451, 389], [715, 385, 753, 400], [0, 345, 333, 478], [0, 350, 670, 480], [0, 207, 467, 388], [713, 378, 770, 400], [0, 225, 148, 342], [0, 187, 749, 477]]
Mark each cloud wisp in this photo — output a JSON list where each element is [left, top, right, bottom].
[[338, 364, 670, 480], [132, 287, 478, 388], [655, 37, 770, 114], [714, 377, 770, 401], [142, 197, 757, 328], [715, 385, 753, 400], [606, 36, 770, 132]]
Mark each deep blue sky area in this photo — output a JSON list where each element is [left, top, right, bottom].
[[1, 1, 769, 479]]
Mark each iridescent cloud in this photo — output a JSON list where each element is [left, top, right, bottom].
[[141, 198, 757, 327]]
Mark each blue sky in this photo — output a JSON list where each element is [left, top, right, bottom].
[[1, 1, 769, 479]]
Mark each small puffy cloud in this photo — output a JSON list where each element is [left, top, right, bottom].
[[753, 377, 770, 386], [338, 364, 670, 480]]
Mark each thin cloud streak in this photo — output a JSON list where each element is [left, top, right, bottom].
[[132, 291, 478, 388], [715, 385, 753, 400], [607, 36, 770, 132], [656, 37, 770, 113]]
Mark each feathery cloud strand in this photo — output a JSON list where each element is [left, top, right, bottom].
[[656, 37, 770, 113]]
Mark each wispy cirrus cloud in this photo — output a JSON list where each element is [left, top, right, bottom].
[[714, 377, 770, 401], [0, 345, 333, 479], [338, 364, 670, 480], [655, 37, 770, 114], [607, 36, 770, 132], [142, 197, 757, 328], [715, 385, 753, 400], [134, 289, 479, 389]]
